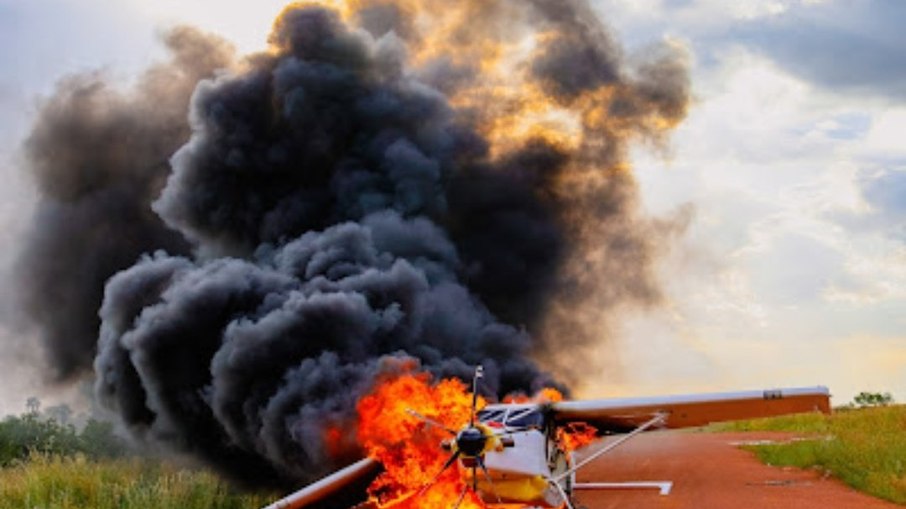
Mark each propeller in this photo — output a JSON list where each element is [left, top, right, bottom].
[[477, 457, 502, 504], [406, 409, 457, 436], [407, 365, 503, 508], [416, 450, 461, 497]]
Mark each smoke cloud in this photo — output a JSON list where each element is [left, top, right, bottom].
[[17, 27, 235, 380], [14, 0, 689, 492]]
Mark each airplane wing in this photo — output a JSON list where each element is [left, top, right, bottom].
[[262, 457, 380, 509], [550, 386, 831, 432]]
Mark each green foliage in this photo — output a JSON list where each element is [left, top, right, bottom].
[[77, 419, 126, 459], [852, 391, 895, 408], [0, 413, 125, 466], [0, 413, 82, 465], [0, 402, 274, 508], [0, 454, 274, 509], [714, 405, 906, 505]]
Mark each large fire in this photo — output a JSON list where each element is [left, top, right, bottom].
[[354, 372, 597, 509], [356, 372, 484, 509]]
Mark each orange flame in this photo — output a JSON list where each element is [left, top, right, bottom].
[[357, 372, 484, 509], [556, 422, 598, 453], [356, 373, 599, 509]]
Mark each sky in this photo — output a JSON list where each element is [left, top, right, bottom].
[[0, 0, 902, 413]]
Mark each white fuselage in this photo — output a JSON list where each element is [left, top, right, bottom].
[[467, 407, 571, 508], [483, 429, 550, 479]]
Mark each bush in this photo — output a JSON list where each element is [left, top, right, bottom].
[[852, 391, 895, 408], [0, 412, 126, 466], [78, 419, 126, 459]]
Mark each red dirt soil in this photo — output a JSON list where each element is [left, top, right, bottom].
[[573, 431, 902, 509]]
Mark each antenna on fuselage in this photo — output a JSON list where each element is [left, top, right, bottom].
[[470, 365, 483, 427]]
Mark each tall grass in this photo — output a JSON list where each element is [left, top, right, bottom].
[[0, 453, 274, 509], [712, 405, 906, 505]]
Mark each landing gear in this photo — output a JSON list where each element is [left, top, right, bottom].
[[545, 431, 578, 509]]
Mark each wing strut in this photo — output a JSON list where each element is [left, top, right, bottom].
[[543, 413, 667, 509], [553, 412, 666, 484]]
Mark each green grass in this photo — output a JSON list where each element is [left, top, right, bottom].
[[0, 453, 275, 509], [711, 405, 906, 505]]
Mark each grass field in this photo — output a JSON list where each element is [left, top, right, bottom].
[[712, 405, 906, 505], [0, 453, 275, 509]]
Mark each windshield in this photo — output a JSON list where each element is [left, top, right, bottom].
[[478, 406, 545, 428]]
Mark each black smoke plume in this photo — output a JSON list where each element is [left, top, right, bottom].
[[17, 27, 234, 380], [14, 0, 689, 493]]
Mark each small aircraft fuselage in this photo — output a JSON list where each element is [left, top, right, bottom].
[[473, 405, 572, 507]]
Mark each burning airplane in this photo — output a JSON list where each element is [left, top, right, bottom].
[[262, 367, 830, 509]]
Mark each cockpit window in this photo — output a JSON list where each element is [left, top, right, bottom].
[[477, 409, 505, 423], [478, 407, 544, 428], [506, 408, 544, 428]]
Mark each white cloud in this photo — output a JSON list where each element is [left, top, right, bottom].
[[861, 108, 906, 157], [595, 0, 829, 34], [610, 43, 906, 403]]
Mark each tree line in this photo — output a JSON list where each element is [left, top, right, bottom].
[[1, 399, 125, 465]]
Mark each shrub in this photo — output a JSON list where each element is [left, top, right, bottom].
[[0, 411, 126, 465], [853, 391, 895, 408]]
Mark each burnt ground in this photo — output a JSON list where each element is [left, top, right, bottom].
[[573, 431, 902, 509]]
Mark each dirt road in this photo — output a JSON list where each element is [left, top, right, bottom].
[[573, 431, 901, 509]]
